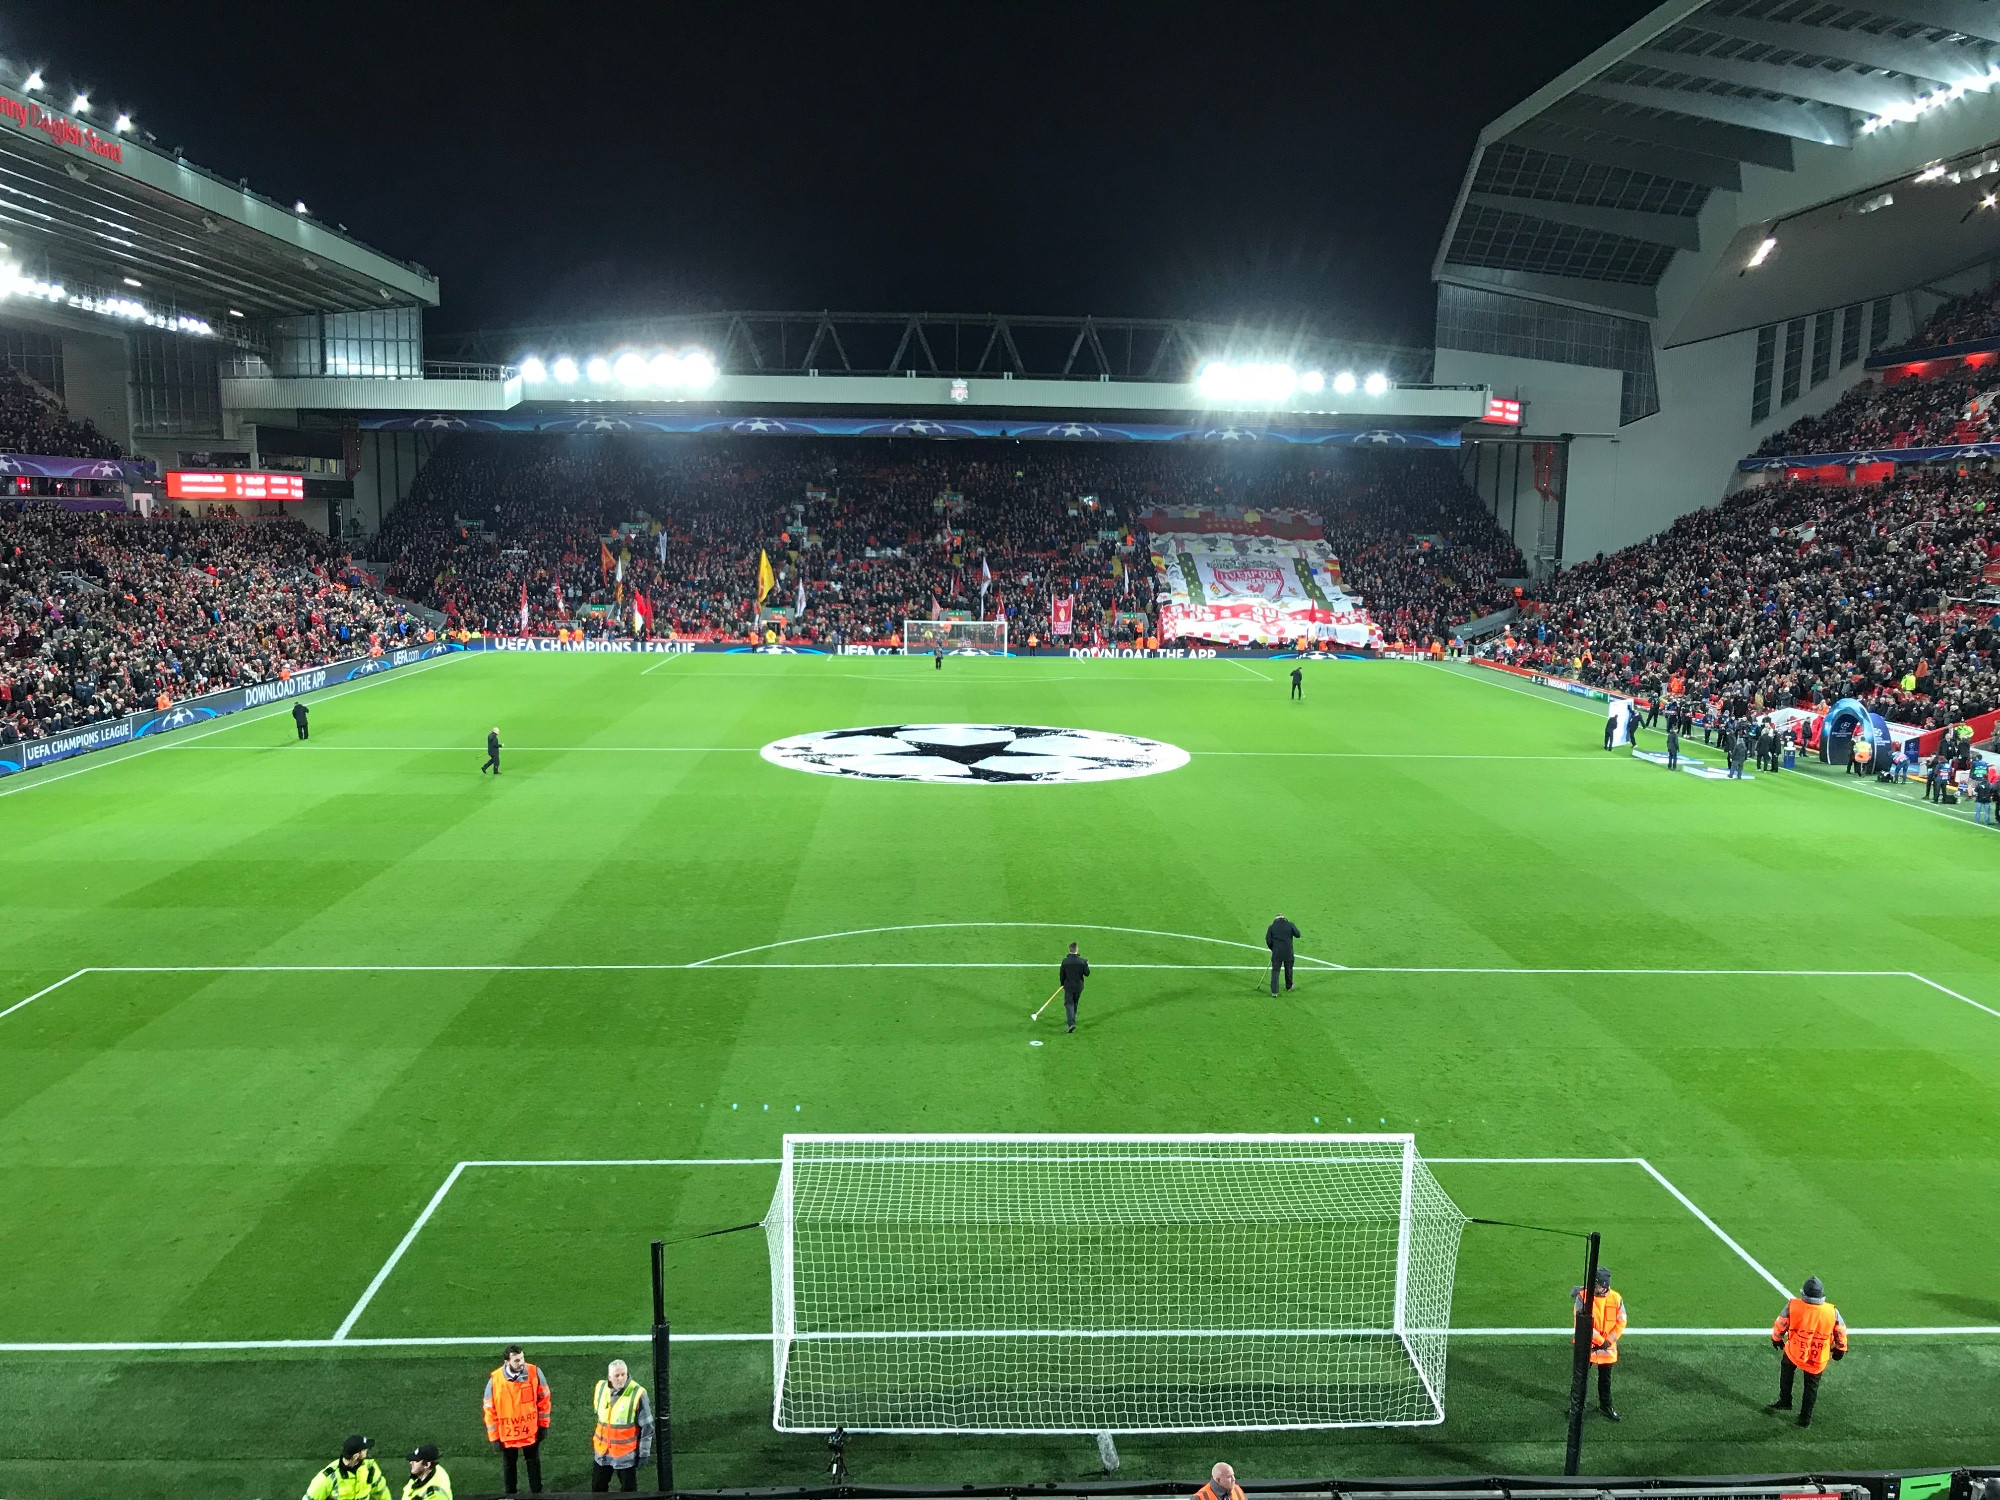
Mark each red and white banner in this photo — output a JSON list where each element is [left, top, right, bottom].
[[1050, 596, 1074, 638], [1150, 532, 1377, 648]]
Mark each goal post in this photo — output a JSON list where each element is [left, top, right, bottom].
[[902, 619, 1008, 654], [764, 1133, 1467, 1435]]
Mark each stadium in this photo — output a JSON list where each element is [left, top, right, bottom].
[[8, 3, 2000, 1497]]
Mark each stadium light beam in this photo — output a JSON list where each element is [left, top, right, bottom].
[[680, 349, 717, 389], [613, 351, 650, 387], [585, 356, 611, 383], [552, 356, 579, 383], [518, 357, 547, 383], [1301, 370, 1325, 394], [1194, 360, 1298, 404], [1332, 371, 1357, 394], [1363, 372, 1390, 396]]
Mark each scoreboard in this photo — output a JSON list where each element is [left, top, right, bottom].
[[164, 470, 306, 501]]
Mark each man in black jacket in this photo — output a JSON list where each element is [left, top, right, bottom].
[[482, 727, 502, 775], [292, 700, 309, 740], [1059, 942, 1089, 1033], [1266, 913, 1301, 995]]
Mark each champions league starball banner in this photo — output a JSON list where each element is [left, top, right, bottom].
[[362, 412, 1462, 447], [1150, 533, 1379, 648]]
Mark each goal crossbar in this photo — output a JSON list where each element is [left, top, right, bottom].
[[765, 1132, 1466, 1434]]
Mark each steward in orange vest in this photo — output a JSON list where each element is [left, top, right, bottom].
[[483, 1345, 552, 1494], [1769, 1276, 1847, 1428], [1570, 1266, 1626, 1422], [1192, 1461, 1246, 1500]]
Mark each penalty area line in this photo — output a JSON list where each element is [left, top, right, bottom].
[[0, 969, 87, 1022], [10, 1326, 2000, 1354]]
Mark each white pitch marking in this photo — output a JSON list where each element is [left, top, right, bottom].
[[685, 921, 1345, 971], [0, 969, 86, 1022], [1905, 971, 2000, 1020], [0, 651, 468, 801], [332, 1162, 468, 1340], [1432, 661, 1604, 717], [1226, 658, 1276, 682], [1635, 1159, 1791, 1298]]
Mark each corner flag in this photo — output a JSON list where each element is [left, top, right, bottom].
[[756, 550, 775, 608]]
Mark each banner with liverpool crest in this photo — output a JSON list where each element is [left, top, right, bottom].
[[1149, 533, 1378, 648]]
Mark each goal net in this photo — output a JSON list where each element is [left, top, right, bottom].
[[903, 619, 1008, 654], [764, 1133, 1466, 1434]]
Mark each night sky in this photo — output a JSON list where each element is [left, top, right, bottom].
[[20, 2, 1659, 345]]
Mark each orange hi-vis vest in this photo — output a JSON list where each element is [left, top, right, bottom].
[[1572, 1288, 1627, 1364], [485, 1363, 551, 1448], [1774, 1298, 1846, 1374], [592, 1378, 647, 1463], [1193, 1485, 1246, 1500]]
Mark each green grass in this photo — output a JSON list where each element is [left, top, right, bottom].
[[3, 649, 2000, 1496]]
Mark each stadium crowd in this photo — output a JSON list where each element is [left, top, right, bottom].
[[1754, 368, 2000, 458], [0, 365, 124, 459], [0, 504, 404, 743], [1496, 467, 2000, 728], [1878, 280, 2000, 359], [377, 435, 1524, 648]]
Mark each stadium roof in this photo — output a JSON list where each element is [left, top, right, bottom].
[[0, 76, 436, 327], [1435, 0, 2000, 328]]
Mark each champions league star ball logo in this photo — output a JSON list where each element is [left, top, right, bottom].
[[761, 724, 1190, 785]]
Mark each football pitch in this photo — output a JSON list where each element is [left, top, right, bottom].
[[4, 649, 2000, 1498]]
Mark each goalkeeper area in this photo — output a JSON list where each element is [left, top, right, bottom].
[[4, 650, 2000, 1495], [903, 618, 1008, 653], [766, 1135, 1464, 1433]]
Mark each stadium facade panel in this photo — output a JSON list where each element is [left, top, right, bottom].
[[1434, 0, 2000, 568]]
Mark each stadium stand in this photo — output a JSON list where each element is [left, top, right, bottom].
[[1754, 370, 2000, 458], [0, 364, 125, 459], [1877, 282, 2000, 360], [0, 505, 405, 741], [1498, 469, 2000, 727], [378, 438, 1524, 648]]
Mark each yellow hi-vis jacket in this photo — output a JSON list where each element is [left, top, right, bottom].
[[592, 1378, 653, 1467]]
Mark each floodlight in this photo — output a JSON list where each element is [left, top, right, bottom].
[[1301, 370, 1325, 394], [121, 276, 141, 287], [113, 113, 131, 134], [23, 71, 42, 92], [1747, 236, 1777, 268], [1195, 361, 1232, 398], [552, 356, 579, 383], [1332, 370, 1357, 394], [227, 308, 244, 318], [519, 357, 547, 383], [1363, 372, 1390, 396], [1916, 164, 1948, 182], [70, 93, 88, 113], [585, 356, 611, 382], [294, 201, 308, 214], [680, 349, 718, 388], [613, 351, 649, 386], [648, 352, 679, 384]]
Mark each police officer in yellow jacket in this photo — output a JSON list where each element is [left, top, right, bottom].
[[403, 1444, 452, 1500], [1571, 1266, 1627, 1422], [1770, 1275, 1847, 1427], [304, 1435, 391, 1500]]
